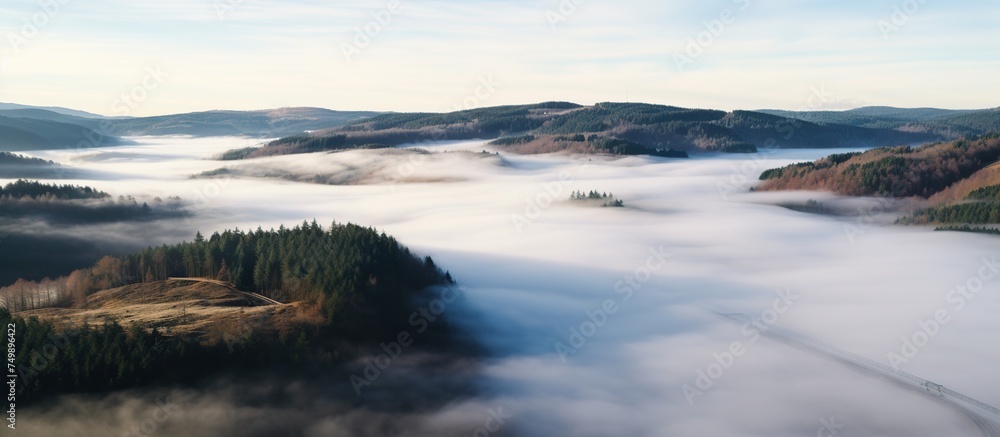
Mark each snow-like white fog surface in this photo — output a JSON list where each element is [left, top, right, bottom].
[[196, 147, 510, 186], [16, 138, 1000, 436]]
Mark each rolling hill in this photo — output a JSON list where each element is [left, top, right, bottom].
[[757, 106, 1000, 139], [0, 108, 103, 125], [756, 134, 1000, 229], [0, 115, 126, 151], [18, 279, 305, 342], [3, 101, 994, 156], [0, 105, 382, 145], [756, 135, 1000, 197], [0, 153, 112, 180], [0, 102, 105, 118], [0, 222, 461, 404], [98, 107, 381, 137], [0, 152, 83, 178], [231, 102, 952, 159]]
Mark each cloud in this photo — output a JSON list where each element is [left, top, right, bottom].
[[11, 136, 1000, 435], [1, 1, 997, 114]]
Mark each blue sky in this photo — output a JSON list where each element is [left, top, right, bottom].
[[0, 0, 997, 116]]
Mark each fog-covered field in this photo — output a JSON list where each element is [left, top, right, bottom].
[[11, 137, 1000, 436]]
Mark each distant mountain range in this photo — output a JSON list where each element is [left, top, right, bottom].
[[757, 106, 1000, 139], [0, 102, 105, 118], [231, 102, 1000, 159], [0, 103, 381, 151], [94, 107, 381, 137], [0, 101, 996, 157], [0, 114, 127, 151]]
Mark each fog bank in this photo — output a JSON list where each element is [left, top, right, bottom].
[[10, 137, 1000, 436]]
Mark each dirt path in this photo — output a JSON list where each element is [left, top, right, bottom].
[[167, 277, 284, 306]]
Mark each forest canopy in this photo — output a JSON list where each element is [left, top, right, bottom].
[[0, 180, 184, 224], [756, 135, 1000, 198], [756, 135, 1000, 227], [0, 221, 459, 403], [2, 221, 452, 329], [223, 102, 940, 160], [0, 179, 108, 200]]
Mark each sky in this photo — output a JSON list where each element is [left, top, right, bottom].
[[0, 0, 997, 116]]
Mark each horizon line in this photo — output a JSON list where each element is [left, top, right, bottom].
[[1, 100, 996, 119]]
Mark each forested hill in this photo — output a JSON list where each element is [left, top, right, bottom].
[[1, 222, 459, 403], [4, 221, 450, 329], [0, 180, 190, 286], [758, 106, 1000, 138], [120, 222, 452, 328], [0, 114, 126, 151], [756, 134, 1000, 228], [0, 179, 184, 225], [0, 152, 74, 178], [94, 107, 381, 137], [756, 135, 1000, 197], [0, 106, 382, 150], [226, 102, 947, 159], [0, 179, 109, 200]]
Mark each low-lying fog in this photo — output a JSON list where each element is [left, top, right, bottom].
[[9, 137, 1000, 436]]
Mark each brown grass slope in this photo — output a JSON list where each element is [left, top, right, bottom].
[[19, 279, 321, 343], [756, 135, 1000, 198], [927, 160, 1000, 205]]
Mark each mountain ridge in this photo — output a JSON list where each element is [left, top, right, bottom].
[[228, 101, 993, 159], [1, 101, 996, 156]]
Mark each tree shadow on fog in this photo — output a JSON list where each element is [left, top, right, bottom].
[[412, 247, 790, 360], [0, 232, 142, 285], [0, 208, 194, 286], [21, 360, 495, 437], [17, 298, 494, 437], [0, 165, 123, 181]]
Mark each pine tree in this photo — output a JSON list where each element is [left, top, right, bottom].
[[216, 260, 230, 282]]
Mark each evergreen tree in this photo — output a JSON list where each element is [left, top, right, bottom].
[[216, 259, 230, 281]]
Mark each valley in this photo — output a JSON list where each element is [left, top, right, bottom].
[[2, 133, 999, 435]]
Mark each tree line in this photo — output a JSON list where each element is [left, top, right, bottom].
[[0, 153, 54, 166], [2, 221, 452, 329], [0, 180, 184, 224], [0, 222, 459, 403], [899, 201, 1000, 225], [0, 179, 107, 200], [905, 184, 1000, 225], [1, 306, 314, 404], [571, 190, 625, 207], [934, 225, 1000, 235]]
